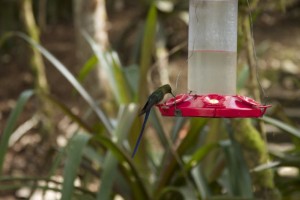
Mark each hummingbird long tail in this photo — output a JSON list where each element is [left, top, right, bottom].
[[131, 110, 151, 158]]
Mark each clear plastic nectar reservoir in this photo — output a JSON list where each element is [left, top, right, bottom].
[[157, 0, 271, 118], [188, 0, 238, 95]]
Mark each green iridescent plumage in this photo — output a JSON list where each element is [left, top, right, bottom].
[[132, 84, 175, 158]]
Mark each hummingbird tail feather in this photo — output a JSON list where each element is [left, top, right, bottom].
[[131, 111, 150, 158]]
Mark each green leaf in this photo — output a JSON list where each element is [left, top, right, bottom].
[[96, 104, 139, 200], [0, 90, 34, 175], [61, 133, 91, 200], [123, 64, 140, 95], [183, 143, 218, 199], [82, 31, 132, 104], [108, 51, 133, 103], [82, 146, 103, 167], [129, 24, 144, 66], [149, 109, 168, 151], [2, 32, 113, 134], [47, 147, 65, 179], [96, 152, 118, 200], [155, 118, 208, 193], [44, 94, 93, 132], [171, 117, 187, 142], [184, 143, 218, 172], [137, 4, 157, 102], [178, 118, 209, 155], [223, 119, 253, 198], [92, 135, 150, 200], [78, 55, 98, 82], [261, 116, 300, 138], [191, 166, 211, 199], [219, 140, 253, 198]]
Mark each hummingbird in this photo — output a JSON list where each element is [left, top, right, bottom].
[[131, 84, 175, 158]]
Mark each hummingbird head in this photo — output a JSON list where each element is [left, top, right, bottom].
[[162, 84, 175, 97]]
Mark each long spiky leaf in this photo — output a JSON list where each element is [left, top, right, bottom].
[[97, 104, 139, 200], [261, 116, 300, 138], [0, 90, 34, 175], [3, 32, 113, 134], [81, 31, 132, 104], [61, 133, 91, 200], [92, 135, 150, 199]]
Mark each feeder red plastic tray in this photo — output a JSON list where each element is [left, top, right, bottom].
[[156, 94, 271, 118]]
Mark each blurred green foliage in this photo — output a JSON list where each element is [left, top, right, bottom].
[[1, 0, 300, 200]]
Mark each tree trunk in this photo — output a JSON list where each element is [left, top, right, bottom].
[[73, 0, 112, 104]]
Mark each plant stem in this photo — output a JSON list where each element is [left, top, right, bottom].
[[19, 0, 55, 167], [243, 14, 268, 136], [20, 0, 49, 96]]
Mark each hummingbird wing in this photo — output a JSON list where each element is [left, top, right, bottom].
[[139, 101, 149, 116], [139, 90, 163, 115]]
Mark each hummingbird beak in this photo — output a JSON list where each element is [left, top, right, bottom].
[[171, 92, 176, 98]]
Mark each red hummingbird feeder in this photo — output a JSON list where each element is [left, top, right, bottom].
[[157, 0, 270, 118]]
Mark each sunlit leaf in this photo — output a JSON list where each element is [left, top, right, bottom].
[[78, 55, 98, 82], [82, 31, 132, 104]]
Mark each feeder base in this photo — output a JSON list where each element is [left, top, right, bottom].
[[157, 94, 271, 118]]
